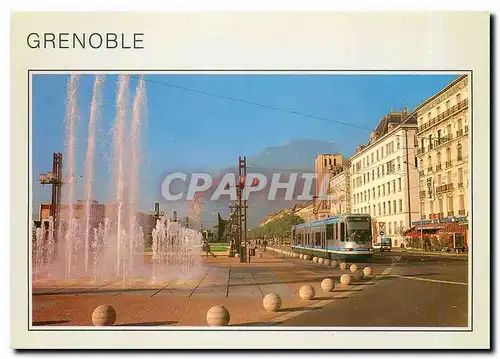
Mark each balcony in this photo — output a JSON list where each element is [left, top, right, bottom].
[[458, 209, 466, 215], [427, 166, 433, 173], [465, 125, 468, 134], [419, 190, 426, 198], [417, 147, 425, 155], [447, 211, 454, 217], [418, 170, 425, 177], [458, 182, 464, 188], [457, 155, 464, 162], [436, 164, 442, 171], [445, 160, 452, 168], [456, 129, 464, 137], [418, 98, 468, 133], [437, 183, 454, 194]]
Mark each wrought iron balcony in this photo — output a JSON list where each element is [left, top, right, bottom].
[[418, 98, 468, 133], [458, 209, 466, 215], [436, 164, 442, 171], [446, 160, 452, 168]]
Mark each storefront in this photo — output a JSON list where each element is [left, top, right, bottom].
[[406, 215, 468, 251]]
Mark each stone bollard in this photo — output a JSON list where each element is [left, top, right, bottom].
[[312, 257, 319, 263], [321, 278, 335, 292], [330, 260, 338, 268], [235, 253, 240, 258], [299, 285, 315, 300], [324, 259, 331, 266], [340, 274, 351, 286], [262, 293, 282, 312], [92, 304, 117, 326], [206, 305, 230, 326], [318, 258, 325, 264], [353, 270, 364, 281], [363, 267, 373, 277], [339, 262, 347, 270], [350, 264, 358, 273]]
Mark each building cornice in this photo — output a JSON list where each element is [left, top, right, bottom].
[[413, 75, 469, 115]]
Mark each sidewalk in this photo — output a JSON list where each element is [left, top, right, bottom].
[[32, 249, 381, 327]]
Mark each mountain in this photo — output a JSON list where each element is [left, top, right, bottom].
[[200, 139, 340, 228], [248, 139, 339, 170]]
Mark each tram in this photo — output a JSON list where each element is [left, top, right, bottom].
[[291, 213, 373, 261]]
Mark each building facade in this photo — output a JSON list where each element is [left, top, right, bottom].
[[314, 154, 344, 218], [328, 164, 350, 216], [414, 75, 469, 242], [349, 110, 420, 247]]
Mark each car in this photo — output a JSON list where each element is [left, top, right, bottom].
[[371, 243, 382, 252]]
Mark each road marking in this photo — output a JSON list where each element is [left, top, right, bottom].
[[387, 274, 468, 286], [262, 258, 400, 325]]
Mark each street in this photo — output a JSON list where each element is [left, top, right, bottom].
[[279, 251, 468, 327]]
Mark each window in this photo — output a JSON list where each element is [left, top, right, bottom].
[[458, 167, 463, 185], [377, 167, 380, 178], [381, 147, 384, 157], [437, 106, 441, 115], [447, 124, 452, 136], [393, 200, 397, 213], [382, 165, 385, 176], [334, 159, 337, 166], [397, 157, 401, 170], [372, 170, 375, 180], [373, 204, 376, 215], [446, 100, 450, 110], [393, 180, 396, 192], [382, 185, 385, 196], [396, 139, 400, 150], [447, 196, 454, 214], [457, 118, 463, 132], [400, 221, 404, 231], [456, 93, 461, 104], [371, 153, 374, 163], [377, 186, 380, 197], [340, 222, 345, 242], [388, 222, 392, 234], [457, 143, 463, 161], [427, 155, 432, 167], [376, 149, 379, 161], [394, 221, 398, 233], [388, 201, 392, 214], [447, 171, 452, 184], [458, 194, 465, 214], [378, 203, 381, 215], [438, 198, 443, 215], [437, 129, 442, 142], [315, 231, 321, 246], [324, 158, 327, 166], [428, 135, 433, 150], [446, 147, 451, 162], [372, 188, 375, 198], [421, 139, 425, 150], [399, 199, 403, 212], [383, 202, 386, 215], [427, 112, 431, 120], [387, 182, 390, 195], [419, 159, 424, 169], [398, 178, 402, 191]]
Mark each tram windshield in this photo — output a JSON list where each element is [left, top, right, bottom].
[[346, 217, 371, 244]]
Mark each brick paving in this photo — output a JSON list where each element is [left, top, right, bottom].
[[32, 248, 391, 327]]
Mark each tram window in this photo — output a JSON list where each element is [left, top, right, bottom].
[[340, 222, 345, 242], [315, 232, 321, 246], [326, 223, 334, 240]]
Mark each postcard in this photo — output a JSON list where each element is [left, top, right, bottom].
[[10, 11, 490, 349]]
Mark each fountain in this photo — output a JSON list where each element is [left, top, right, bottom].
[[32, 74, 205, 290]]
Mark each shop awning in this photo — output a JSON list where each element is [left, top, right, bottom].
[[412, 222, 448, 231], [405, 231, 431, 238], [436, 222, 468, 235]]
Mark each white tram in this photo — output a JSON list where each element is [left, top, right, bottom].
[[291, 213, 373, 261]]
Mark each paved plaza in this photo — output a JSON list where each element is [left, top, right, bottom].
[[32, 249, 468, 327]]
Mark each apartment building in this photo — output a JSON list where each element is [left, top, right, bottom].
[[349, 110, 420, 247], [328, 164, 350, 216], [414, 74, 469, 239], [314, 154, 344, 218]]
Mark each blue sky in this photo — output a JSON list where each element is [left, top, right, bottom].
[[32, 73, 458, 215]]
